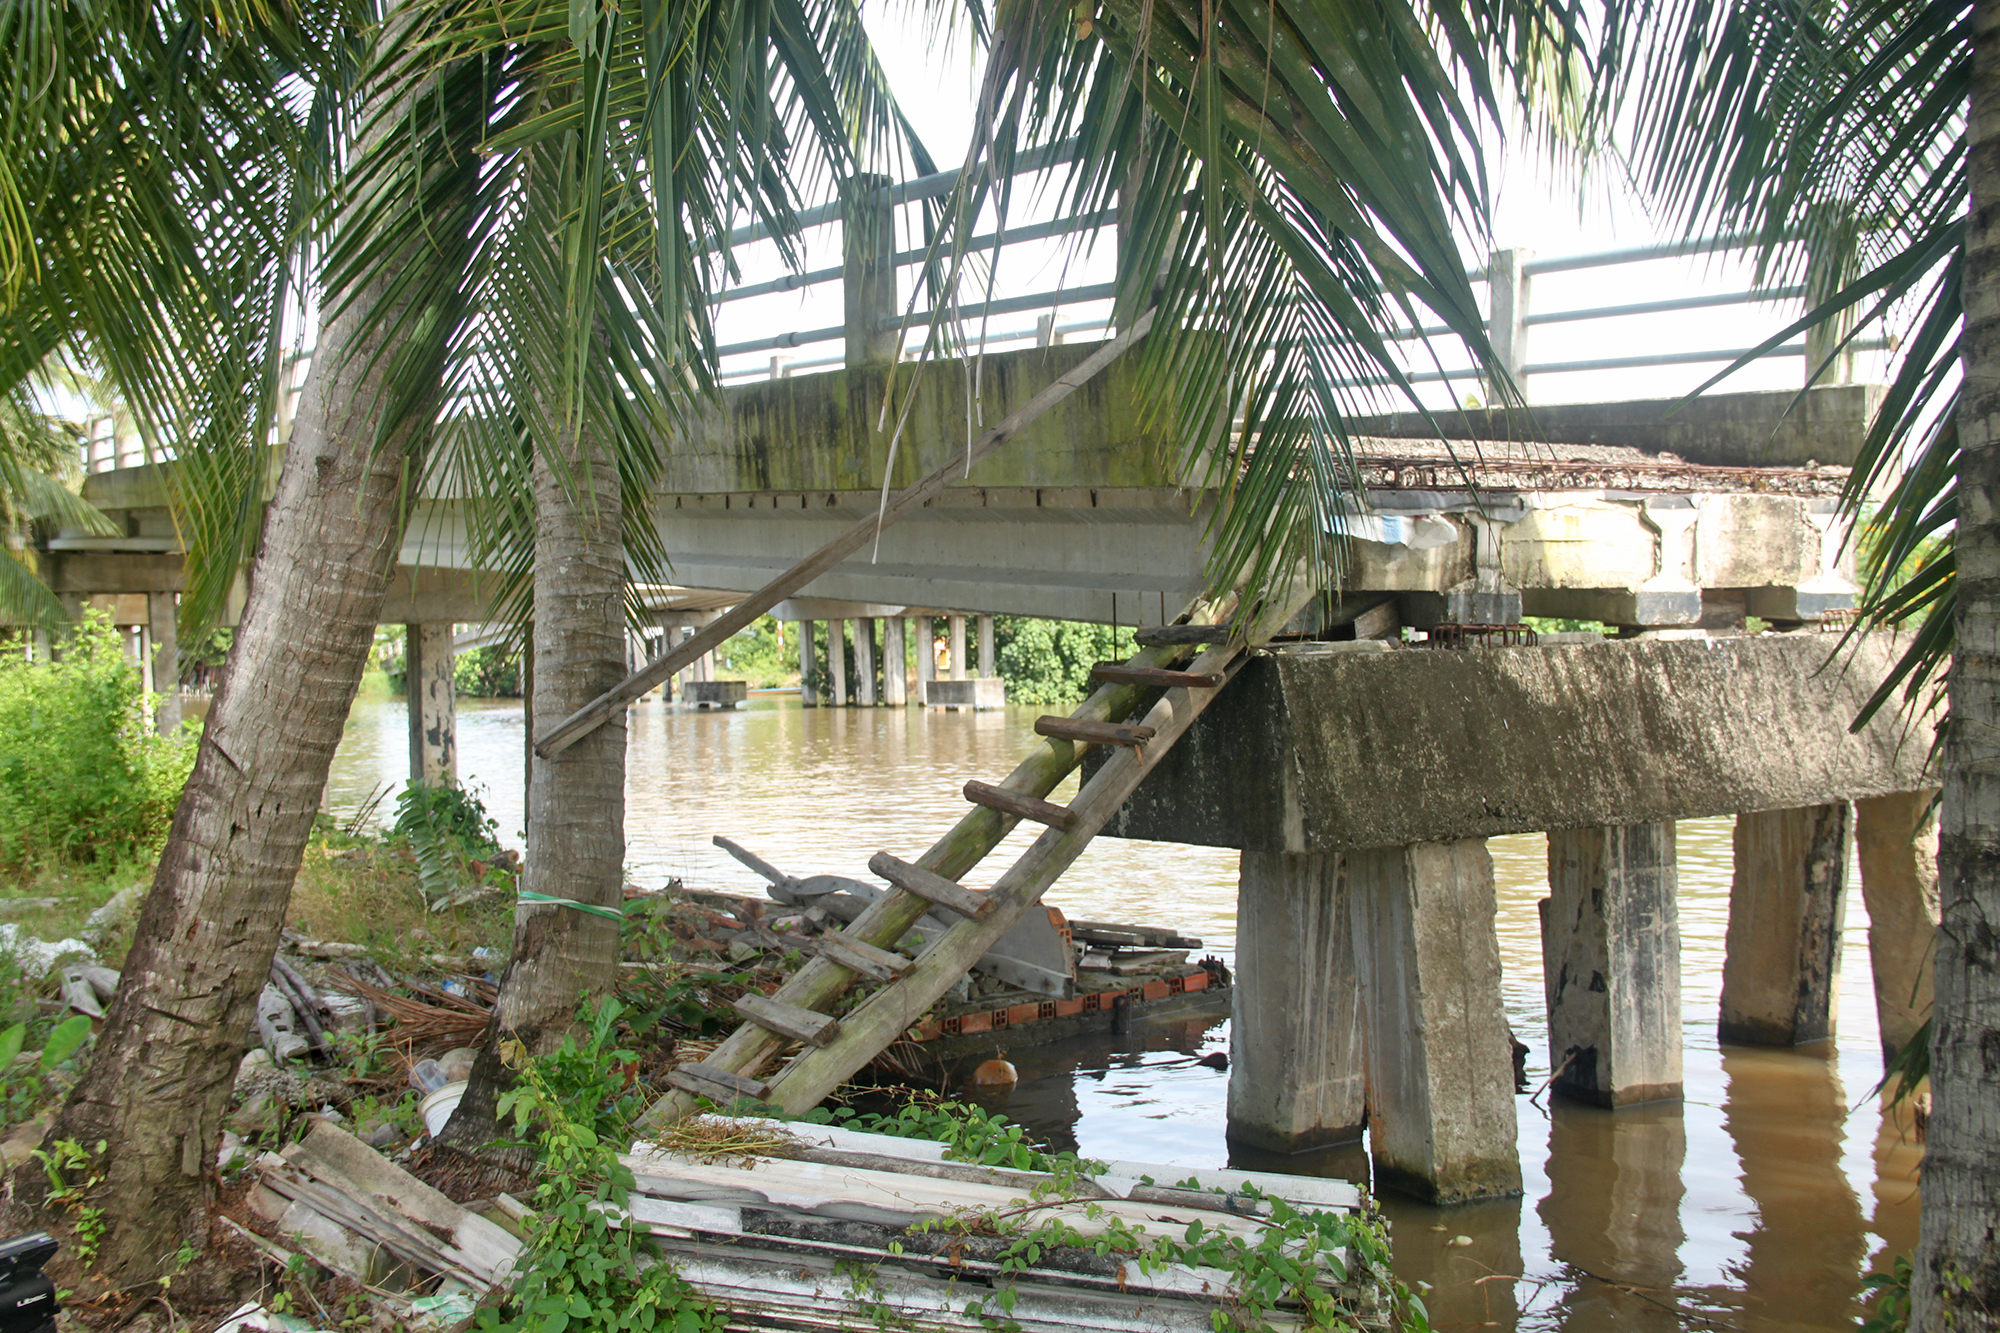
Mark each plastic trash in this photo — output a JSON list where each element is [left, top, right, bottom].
[[408, 1058, 448, 1094]]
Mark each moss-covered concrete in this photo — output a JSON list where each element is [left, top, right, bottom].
[[1104, 634, 1933, 852]]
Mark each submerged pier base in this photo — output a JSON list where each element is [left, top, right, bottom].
[[1349, 839, 1522, 1204], [1227, 851, 1365, 1153], [1542, 822, 1683, 1106]]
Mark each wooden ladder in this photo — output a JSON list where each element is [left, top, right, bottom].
[[639, 586, 1305, 1126]]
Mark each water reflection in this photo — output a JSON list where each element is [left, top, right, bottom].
[[323, 694, 1927, 1332]]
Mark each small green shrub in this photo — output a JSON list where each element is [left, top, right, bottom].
[[390, 780, 514, 910], [0, 611, 195, 872], [454, 644, 521, 697], [993, 617, 1139, 706]]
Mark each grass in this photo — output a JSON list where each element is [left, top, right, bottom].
[[289, 827, 515, 965]]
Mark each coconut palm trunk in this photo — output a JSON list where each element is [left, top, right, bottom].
[[441, 411, 626, 1146], [33, 294, 434, 1288], [1916, 0, 2000, 1322]]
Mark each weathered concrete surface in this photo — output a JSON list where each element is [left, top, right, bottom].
[[1348, 839, 1522, 1203], [1543, 823, 1682, 1106], [1719, 804, 1851, 1046], [1103, 635, 1935, 853], [1348, 384, 1883, 468], [406, 623, 457, 786], [921, 677, 1005, 709], [1854, 790, 1941, 1062], [1227, 851, 1365, 1152]]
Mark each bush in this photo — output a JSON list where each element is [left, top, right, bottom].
[[454, 644, 520, 697], [0, 611, 195, 872], [993, 617, 1138, 706]]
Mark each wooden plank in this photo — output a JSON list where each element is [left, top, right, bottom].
[[535, 309, 1158, 758], [734, 994, 841, 1047], [963, 780, 1077, 831], [667, 1062, 769, 1103], [868, 852, 992, 919], [1067, 920, 1204, 948], [814, 932, 912, 981], [1133, 623, 1232, 646], [1089, 663, 1226, 689], [1034, 716, 1157, 746]]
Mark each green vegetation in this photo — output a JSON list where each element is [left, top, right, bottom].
[[0, 611, 195, 873], [993, 617, 1138, 706], [456, 645, 522, 698], [390, 781, 518, 911], [713, 615, 794, 689]]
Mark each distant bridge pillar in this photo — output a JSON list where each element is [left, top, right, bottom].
[[948, 614, 967, 680], [797, 620, 818, 707], [915, 617, 936, 691], [854, 618, 878, 706], [882, 617, 908, 706], [1541, 822, 1683, 1106], [828, 618, 849, 707], [1227, 850, 1365, 1152], [147, 590, 180, 736], [406, 622, 457, 786], [1349, 838, 1522, 1203], [976, 614, 995, 679], [1720, 803, 1851, 1046], [1855, 791, 1940, 1063]]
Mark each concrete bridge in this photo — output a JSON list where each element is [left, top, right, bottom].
[[1096, 631, 1935, 1204]]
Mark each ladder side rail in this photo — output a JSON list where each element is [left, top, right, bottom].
[[760, 633, 1263, 1111], [637, 603, 1234, 1129]]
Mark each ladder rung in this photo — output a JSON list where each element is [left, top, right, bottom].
[[734, 994, 841, 1047], [964, 780, 1078, 831], [1090, 663, 1225, 690], [1134, 623, 1232, 646], [666, 1061, 768, 1103], [869, 852, 992, 919], [815, 931, 913, 981], [1035, 716, 1156, 747]]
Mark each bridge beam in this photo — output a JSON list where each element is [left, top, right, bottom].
[[406, 622, 457, 786], [1719, 803, 1851, 1046], [1542, 822, 1683, 1106], [1349, 838, 1522, 1204], [1227, 850, 1365, 1152]]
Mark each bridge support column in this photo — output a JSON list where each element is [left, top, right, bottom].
[[916, 618, 936, 691], [828, 618, 849, 706], [147, 590, 180, 736], [882, 618, 907, 705], [977, 615, 995, 678], [1720, 803, 1850, 1046], [948, 615, 967, 680], [1542, 823, 1683, 1106], [1227, 850, 1365, 1152], [797, 620, 817, 707], [1855, 791, 1940, 1063], [1349, 838, 1521, 1203], [855, 618, 878, 706], [406, 622, 457, 786]]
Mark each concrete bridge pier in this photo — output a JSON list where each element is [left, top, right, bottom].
[[1348, 839, 1522, 1204], [1719, 803, 1851, 1046], [854, 618, 878, 706], [1541, 823, 1683, 1106], [405, 622, 457, 786], [1854, 790, 1941, 1063], [795, 620, 816, 706], [882, 617, 907, 705], [827, 619, 849, 706], [948, 615, 967, 679], [977, 614, 995, 678], [1226, 851, 1366, 1153], [915, 618, 936, 691], [147, 590, 180, 735]]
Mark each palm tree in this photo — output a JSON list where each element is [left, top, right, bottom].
[[1596, 0, 1995, 1320]]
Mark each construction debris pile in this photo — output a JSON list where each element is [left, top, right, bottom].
[[232, 1114, 1386, 1333]]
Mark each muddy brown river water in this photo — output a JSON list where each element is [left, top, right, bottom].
[[325, 693, 1922, 1330]]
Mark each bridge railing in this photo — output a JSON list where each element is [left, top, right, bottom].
[[79, 150, 1891, 473]]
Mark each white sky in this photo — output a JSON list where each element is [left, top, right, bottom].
[[707, 8, 1896, 407]]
